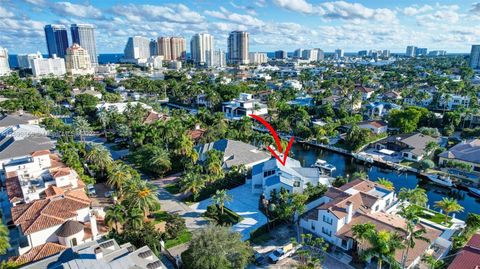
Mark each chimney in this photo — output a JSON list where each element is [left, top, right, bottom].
[[90, 211, 98, 239], [94, 247, 103, 260], [346, 201, 353, 223]]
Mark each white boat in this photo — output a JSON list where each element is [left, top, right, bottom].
[[312, 159, 336, 173], [426, 174, 453, 187], [468, 187, 480, 198]]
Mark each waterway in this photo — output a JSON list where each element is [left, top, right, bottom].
[[291, 143, 480, 220]]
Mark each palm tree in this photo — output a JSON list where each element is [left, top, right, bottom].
[[105, 204, 126, 232], [0, 223, 10, 255], [211, 189, 233, 214], [85, 143, 113, 177], [126, 207, 144, 230], [126, 180, 161, 218], [421, 254, 444, 269], [73, 116, 92, 141], [351, 222, 376, 250], [107, 162, 132, 197], [97, 109, 109, 138], [398, 187, 428, 207], [148, 146, 172, 176], [435, 197, 464, 224], [174, 133, 194, 157], [361, 230, 405, 269], [377, 178, 394, 190], [180, 172, 206, 200], [399, 205, 429, 268]]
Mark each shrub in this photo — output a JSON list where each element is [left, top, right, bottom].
[[165, 213, 186, 239]]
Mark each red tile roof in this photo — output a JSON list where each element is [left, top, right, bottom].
[[12, 242, 67, 265], [448, 234, 480, 269], [11, 196, 90, 235], [31, 150, 51, 157], [5, 171, 23, 203]]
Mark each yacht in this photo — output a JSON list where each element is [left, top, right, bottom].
[[426, 173, 454, 187], [468, 186, 480, 198], [312, 159, 336, 174]]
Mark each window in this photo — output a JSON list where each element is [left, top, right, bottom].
[[323, 215, 333, 225], [341, 239, 348, 248], [374, 205, 379, 211], [293, 181, 300, 187], [71, 237, 78, 246], [322, 227, 332, 237], [263, 169, 275, 177], [311, 223, 315, 230]]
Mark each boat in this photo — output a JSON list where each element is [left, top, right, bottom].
[[312, 159, 336, 173], [468, 187, 480, 198], [426, 173, 454, 187], [353, 153, 374, 164]]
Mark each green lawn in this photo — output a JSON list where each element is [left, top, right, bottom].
[[412, 205, 453, 227], [164, 183, 181, 194], [165, 230, 192, 249], [151, 211, 170, 224]]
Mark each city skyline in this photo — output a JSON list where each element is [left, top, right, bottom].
[[1, 0, 480, 54]]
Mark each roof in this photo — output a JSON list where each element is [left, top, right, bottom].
[[11, 196, 90, 235], [21, 239, 166, 269], [12, 242, 67, 265], [5, 171, 23, 203], [438, 139, 480, 165], [143, 111, 169, 124], [188, 128, 206, 141], [0, 135, 54, 161], [56, 220, 84, 237], [379, 133, 439, 156], [0, 113, 38, 127], [196, 139, 271, 169], [448, 234, 480, 269], [358, 120, 387, 129], [31, 150, 51, 157]]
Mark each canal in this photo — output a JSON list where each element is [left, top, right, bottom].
[[291, 143, 480, 220]]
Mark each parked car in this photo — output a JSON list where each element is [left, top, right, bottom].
[[268, 243, 298, 264], [104, 190, 115, 198], [87, 184, 96, 196], [253, 251, 265, 265]]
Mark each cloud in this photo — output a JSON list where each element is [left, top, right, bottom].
[[50, 2, 103, 19], [205, 7, 264, 27], [0, 6, 14, 17], [470, 2, 480, 14], [402, 5, 432, 16], [112, 4, 204, 24], [272, 0, 314, 14]]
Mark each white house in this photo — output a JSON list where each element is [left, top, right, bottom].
[[438, 93, 470, 110], [300, 179, 444, 268], [222, 93, 268, 120], [357, 120, 388, 134], [251, 156, 332, 198], [283, 79, 302, 90]]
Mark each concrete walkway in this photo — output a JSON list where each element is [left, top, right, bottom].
[[190, 182, 267, 240]]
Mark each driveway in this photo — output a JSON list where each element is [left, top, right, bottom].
[[190, 182, 267, 240]]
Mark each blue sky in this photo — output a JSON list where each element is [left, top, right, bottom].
[[1, 0, 480, 54]]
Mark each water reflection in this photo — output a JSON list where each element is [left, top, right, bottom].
[[291, 143, 480, 220]]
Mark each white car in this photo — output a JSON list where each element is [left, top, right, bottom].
[[87, 184, 96, 196], [104, 191, 115, 198], [268, 248, 286, 263]]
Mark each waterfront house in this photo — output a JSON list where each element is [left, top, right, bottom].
[[300, 179, 444, 268], [373, 133, 439, 162], [222, 93, 268, 120], [357, 120, 388, 134], [364, 101, 401, 119], [438, 139, 480, 174], [195, 139, 271, 170], [447, 234, 480, 269], [251, 156, 332, 198]]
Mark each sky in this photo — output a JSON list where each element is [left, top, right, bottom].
[[1, 0, 480, 54]]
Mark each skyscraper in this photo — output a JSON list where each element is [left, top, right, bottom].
[[44, 24, 69, 58], [157, 37, 172, 60], [0, 47, 10, 76], [123, 36, 150, 62], [415, 48, 428, 56], [66, 43, 94, 76], [316, 49, 325, 61], [406, 46, 416, 57], [249, 52, 268, 64], [149, 39, 158, 57], [31, 56, 66, 77], [228, 31, 249, 65], [190, 33, 214, 67], [71, 24, 97, 66], [170, 37, 186, 60], [334, 48, 344, 59], [293, 48, 303, 59], [213, 50, 226, 67], [274, 50, 287, 60], [470, 45, 480, 69], [17, 52, 43, 69]]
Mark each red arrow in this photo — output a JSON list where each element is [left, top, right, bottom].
[[249, 114, 294, 166]]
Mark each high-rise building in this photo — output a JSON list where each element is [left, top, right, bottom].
[[17, 52, 43, 69], [249, 52, 268, 64], [0, 47, 10, 76], [31, 56, 66, 77], [470, 45, 480, 69], [190, 33, 214, 67], [274, 50, 287, 60], [149, 39, 158, 57], [44, 24, 69, 58], [302, 49, 320, 61], [228, 31, 249, 65], [358, 50, 368, 57], [406, 46, 416, 57], [170, 37, 186, 60], [70, 24, 97, 65], [213, 50, 226, 67], [157, 37, 186, 61], [316, 49, 325, 61], [293, 48, 303, 58], [65, 43, 94, 76], [123, 36, 150, 62], [382, 50, 391, 58], [428, 50, 447, 56], [415, 48, 428, 56], [334, 49, 344, 59]]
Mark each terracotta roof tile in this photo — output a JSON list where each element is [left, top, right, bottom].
[[44, 185, 65, 197], [31, 150, 51, 157], [51, 168, 71, 178], [12, 242, 67, 265], [5, 172, 23, 202], [49, 154, 66, 169], [448, 234, 480, 269]]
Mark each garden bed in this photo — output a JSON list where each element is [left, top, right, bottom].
[[203, 205, 243, 225], [412, 205, 453, 227]]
